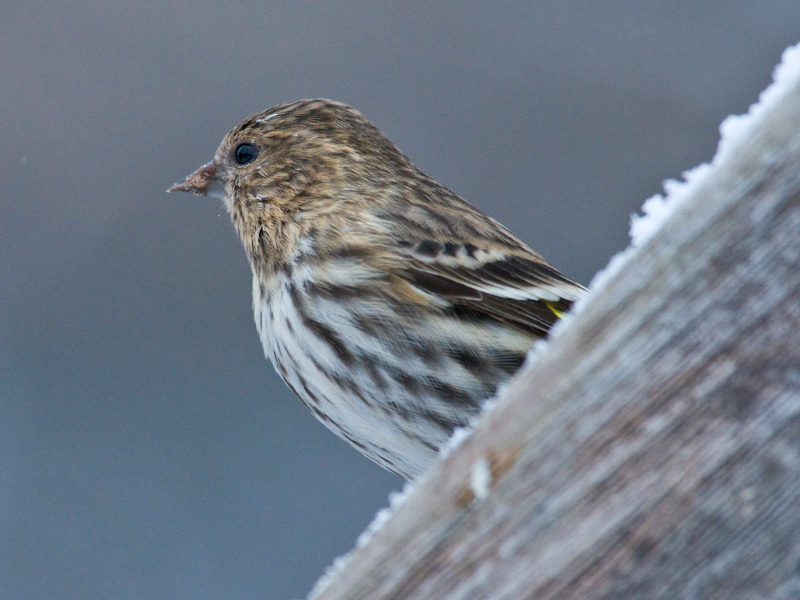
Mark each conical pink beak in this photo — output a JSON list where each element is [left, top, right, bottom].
[[167, 161, 220, 195]]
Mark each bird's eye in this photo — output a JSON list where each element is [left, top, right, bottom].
[[234, 143, 258, 165]]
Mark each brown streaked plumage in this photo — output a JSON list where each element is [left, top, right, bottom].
[[169, 99, 586, 480]]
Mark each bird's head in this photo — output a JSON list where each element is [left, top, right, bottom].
[[168, 99, 411, 267], [169, 99, 410, 213]]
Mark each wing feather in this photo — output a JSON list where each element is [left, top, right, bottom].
[[400, 240, 586, 337]]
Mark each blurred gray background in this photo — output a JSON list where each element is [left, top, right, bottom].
[[1, 2, 798, 598]]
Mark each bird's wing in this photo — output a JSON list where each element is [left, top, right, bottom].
[[398, 240, 586, 337]]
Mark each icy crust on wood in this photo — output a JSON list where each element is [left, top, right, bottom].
[[527, 42, 800, 370], [307, 484, 415, 600], [607, 42, 800, 288], [308, 42, 800, 600]]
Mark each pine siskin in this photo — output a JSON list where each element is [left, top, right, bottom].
[[169, 99, 586, 480]]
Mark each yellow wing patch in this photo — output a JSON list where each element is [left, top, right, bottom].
[[544, 301, 565, 319]]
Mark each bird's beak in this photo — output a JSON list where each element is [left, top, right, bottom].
[[167, 161, 222, 196]]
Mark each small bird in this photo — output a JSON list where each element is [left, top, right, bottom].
[[169, 99, 586, 480]]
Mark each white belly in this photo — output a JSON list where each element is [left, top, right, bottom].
[[251, 271, 443, 479]]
